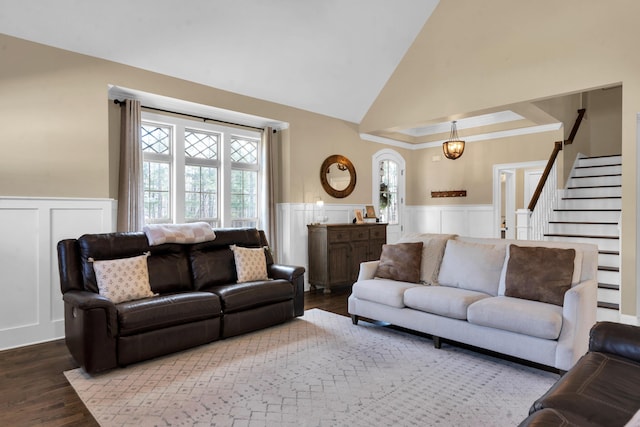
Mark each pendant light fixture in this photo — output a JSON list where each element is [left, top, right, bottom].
[[442, 120, 465, 160]]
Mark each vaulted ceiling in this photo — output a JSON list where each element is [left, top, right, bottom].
[[0, 0, 439, 124]]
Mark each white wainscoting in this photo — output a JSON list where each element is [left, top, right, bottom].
[[0, 197, 116, 350], [276, 203, 494, 291], [404, 204, 495, 238]]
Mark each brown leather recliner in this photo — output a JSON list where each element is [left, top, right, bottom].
[[520, 321, 640, 426], [57, 228, 305, 374]]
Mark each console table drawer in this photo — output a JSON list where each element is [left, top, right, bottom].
[[369, 227, 386, 240], [350, 228, 369, 241], [328, 230, 350, 243]]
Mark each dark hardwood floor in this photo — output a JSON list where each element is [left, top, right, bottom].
[[0, 289, 351, 426]]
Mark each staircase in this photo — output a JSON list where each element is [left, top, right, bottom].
[[543, 154, 622, 322]]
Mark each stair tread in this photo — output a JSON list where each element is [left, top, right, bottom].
[[598, 282, 620, 290], [548, 221, 618, 225], [598, 302, 619, 310], [566, 185, 621, 189], [571, 174, 621, 178], [561, 196, 621, 200], [598, 266, 620, 272], [599, 250, 620, 255], [544, 233, 619, 239], [582, 154, 622, 159], [575, 164, 622, 169], [554, 209, 621, 212]]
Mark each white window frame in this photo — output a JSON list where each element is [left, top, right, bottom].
[[141, 111, 262, 228]]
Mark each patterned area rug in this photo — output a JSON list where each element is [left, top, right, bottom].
[[65, 309, 558, 426]]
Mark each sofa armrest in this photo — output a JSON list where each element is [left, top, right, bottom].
[[63, 290, 118, 337], [62, 290, 118, 373], [268, 263, 306, 317], [555, 279, 598, 370], [357, 260, 380, 281], [589, 321, 640, 363]]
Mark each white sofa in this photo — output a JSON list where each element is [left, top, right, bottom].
[[348, 234, 598, 371]]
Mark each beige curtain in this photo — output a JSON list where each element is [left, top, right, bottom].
[[116, 99, 144, 232], [261, 127, 278, 260]]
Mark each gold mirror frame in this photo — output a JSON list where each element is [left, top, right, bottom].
[[320, 154, 357, 198]]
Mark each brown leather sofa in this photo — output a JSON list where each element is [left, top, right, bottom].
[[57, 228, 305, 374], [520, 321, 640, 426]]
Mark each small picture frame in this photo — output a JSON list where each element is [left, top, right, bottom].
[[355, 209, 364, 224], [365, 205, 376, 218]]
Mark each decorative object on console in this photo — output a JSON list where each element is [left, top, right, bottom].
[[354, 209, 364, 224], [442, 120, 465, 160]]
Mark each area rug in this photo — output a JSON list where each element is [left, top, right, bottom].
[[65, 309, 558, 426]]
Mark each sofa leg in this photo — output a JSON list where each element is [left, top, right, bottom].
[[433, 336, 441, 349], [351, 315, 359, 325]]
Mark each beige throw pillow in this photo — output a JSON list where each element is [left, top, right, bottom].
[[231, 245, 269, 283], [396, 233, 454, 284], [374, 242, 423, 283], [91, 253, 155, 304]]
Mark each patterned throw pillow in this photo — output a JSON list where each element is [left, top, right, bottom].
[[230, 245, 269, 283], [91, 253, 155, 304]]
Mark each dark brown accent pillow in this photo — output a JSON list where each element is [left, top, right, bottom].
[[374, 242, 423, 283], [505, 245, 575, 306]]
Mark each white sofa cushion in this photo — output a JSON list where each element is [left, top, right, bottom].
[[437, 240, 506, 296], [404, 286, 491, 320], [467, 296, 563, 340], [352, 279, 421, 308], [396, 233, 455, 284]]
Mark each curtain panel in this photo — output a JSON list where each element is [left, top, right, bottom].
[[116, 99, 144, 232]]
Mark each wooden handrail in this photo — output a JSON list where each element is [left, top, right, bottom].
[[527, 109, 586, 212]]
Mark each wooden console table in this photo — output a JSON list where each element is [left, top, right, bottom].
[[307, 223, 387, 293]]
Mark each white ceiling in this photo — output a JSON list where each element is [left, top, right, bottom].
[[0, 0, 439, 124]]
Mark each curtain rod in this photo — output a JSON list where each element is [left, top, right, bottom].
[[113, 99, 272, 132]]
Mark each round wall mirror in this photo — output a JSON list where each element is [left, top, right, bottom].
[[320, 155, 356, 198]]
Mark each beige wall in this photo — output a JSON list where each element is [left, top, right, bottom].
[[0, 34, 381, 207], [406, 131, 559, 205], [362, 0, 639, 318]]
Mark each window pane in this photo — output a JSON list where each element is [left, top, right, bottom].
[[379, 160, 398, 224], [141, 124, 171, 154], [231, 169, 257, 221], [185, 129, 218, 160], [185, 165, 218, 221], [231, 137, 258, 164], [143, 161, 171, 223]]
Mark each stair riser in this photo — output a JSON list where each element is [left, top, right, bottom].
[[547, 223, 619, 236], [577, 156, 622, 167], [568, 175, 621, 187], [565, 187, 621, 198], [546, 236, 620, 251], [598, 270, 620, 285], [551, 210, 621, 222], [598, 288, 620, 305], [599, 253, 620, 268], [559, 198, 621, 210], [597, 307, 620, 322], [573, 165, 622, 177]]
